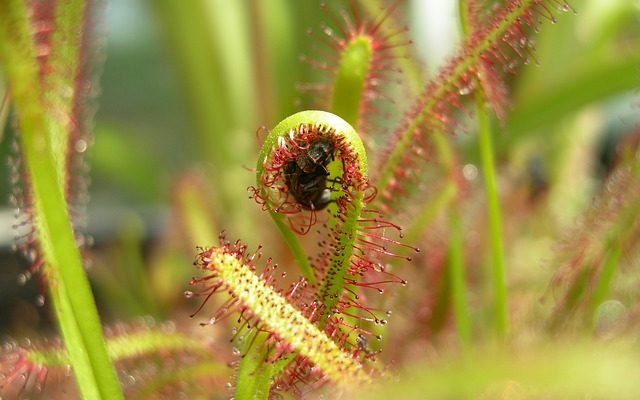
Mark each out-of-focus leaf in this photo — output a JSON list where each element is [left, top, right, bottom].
[[506, 51, 640, 139], [91, 125, 164, 200]]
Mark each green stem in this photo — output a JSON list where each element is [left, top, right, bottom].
[[330, 36, 372, 127], [448, 209, 471, 347], [234, 332, 274, 400], [274, 211, 316, 283], [458, 0, 471, 37], [324, 32, 377, 323], [317, 192, 364, 325], [476, 89, 508, 339], [44, 0, 85, 174], [459, 0, 507, 339], [0, 91, 9, 142], [0, 2, 122, 398]]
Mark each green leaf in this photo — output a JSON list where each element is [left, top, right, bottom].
[[0, 1, 122, 398]]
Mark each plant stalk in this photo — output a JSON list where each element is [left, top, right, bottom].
[[448, 209, 471, 346], [459, 0, 508, 339], [476, 89, 508, 338], [0, 1, 122, 398]]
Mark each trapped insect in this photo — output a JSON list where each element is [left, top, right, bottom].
[[284, 138, 335, 210], [295, 138, 334, 173]]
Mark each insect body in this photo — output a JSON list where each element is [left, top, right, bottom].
[[295, 139, 334, 173], [284, 138, 335, 210]]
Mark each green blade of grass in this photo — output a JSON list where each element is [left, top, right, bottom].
[[459, 0, 507, 339], [476, 89, 508, 339], [448, 209, 471, 346], [0, 1, 122, 398]]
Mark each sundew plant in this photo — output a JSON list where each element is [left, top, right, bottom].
[[1, 0, 640, 398]]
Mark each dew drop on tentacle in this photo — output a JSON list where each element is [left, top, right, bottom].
[[17, 273, 29, 286]]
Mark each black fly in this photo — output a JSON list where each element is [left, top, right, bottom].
[[294, 138, 334, 173], [284, 138, 335, 210]]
